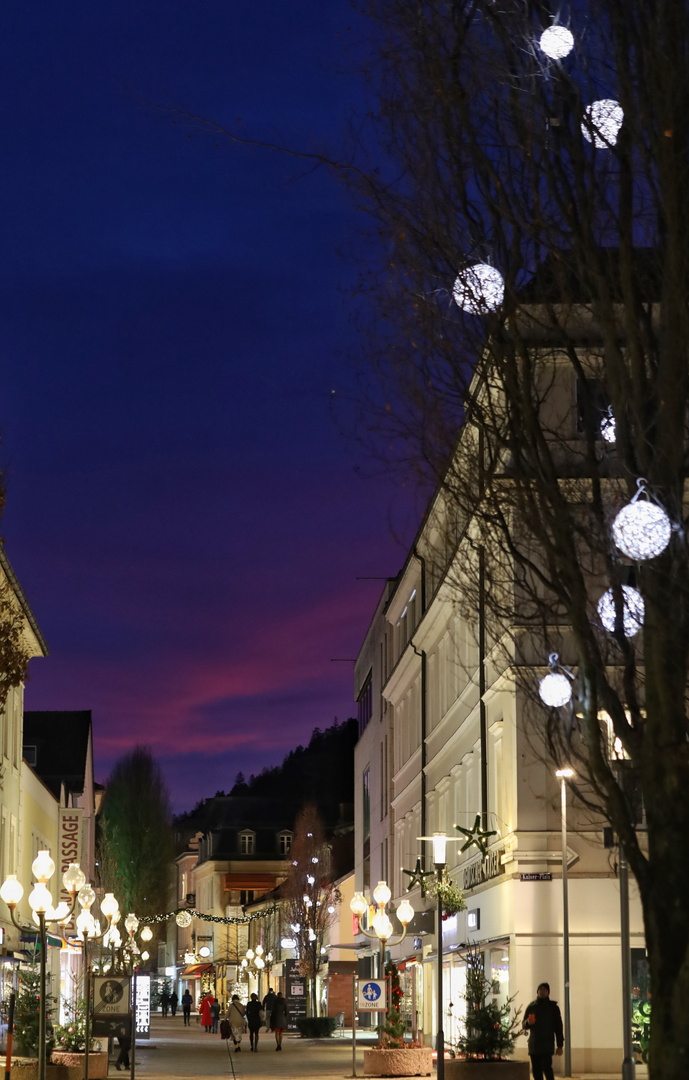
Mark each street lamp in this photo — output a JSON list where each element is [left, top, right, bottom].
[[350, 883, 414, 1039], [555, 769, 574, 1078], [417, 833, 452, 1080], [75, 887, 121, 1080], [1, 854, 86, 1080]]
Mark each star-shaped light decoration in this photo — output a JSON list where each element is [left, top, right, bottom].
[[455, 815, 497, 858], [402, 857, 435, 896]]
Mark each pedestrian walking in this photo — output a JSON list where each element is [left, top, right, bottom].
[[522, 982, 564, 1080], [271, 990, 288, 1051], [210, 996, 221, 1034], [181, 988, 193, 1026], [170, 990, 178, 1016], [245, 992, 263, 1051], [114, 1024, 131, 1071], [227, 994, 247, 1052], [160, 989, 169, 1017], [262, 986, 276, 1030], [199, 992, 213, 1033]]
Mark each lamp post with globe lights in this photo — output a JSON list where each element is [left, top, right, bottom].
[[555, 769, 574, 1079], [416, 833, 456, 1080], [73, 888, 121, 1080], [0, 853, 87, 1080], [350, 882, 414, 1037]]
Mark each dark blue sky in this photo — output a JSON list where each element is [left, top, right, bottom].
[[0, 1, 423, 810]]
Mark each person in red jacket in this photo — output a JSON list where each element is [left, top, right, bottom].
[[199, 993, 213, 1033]]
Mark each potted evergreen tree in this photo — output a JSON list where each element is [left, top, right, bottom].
[[446, 950, 528, 1080], [51, 977, 107, 1080], [363, 962, 432, 1077]]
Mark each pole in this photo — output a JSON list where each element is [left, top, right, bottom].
[[38, 915, 47, 1080], [437, 889, 444, 1080], [131, 966, 137, 1080], [560, 778, 572, 1078], [83, 940, 91, 1080], [619, 845, 635, 1080], [412, 965, 417, 1044], [4, 991, 15, 1080], [352, 976, 357, 1078]]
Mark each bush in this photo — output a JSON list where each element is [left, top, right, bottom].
[[295, 1016, 337, 1038]]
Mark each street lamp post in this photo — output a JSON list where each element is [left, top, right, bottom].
[[417, 833, 453, 1080], [556, 769, 574, 1079], [76, 888, 122, 1080], [0, 854, 86, 1080], [350, 884, 414, 1042]]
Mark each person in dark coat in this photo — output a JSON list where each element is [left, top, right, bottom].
[[262, 987, 276, 1030], [271, 991, 288, 1051], [245, 992, 263, 1051], [522, 982, 564, 1080], [114, 1024, 131, 1071], [210, 997, 221, 1034], [170, 990, 178, 1016], [161, 990, 170, 1017], [181, 988, 193, 1026]]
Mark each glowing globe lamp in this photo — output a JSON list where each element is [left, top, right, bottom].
[[29, 882, 53, 914], [176, 910, 192, 928], [62, 864, 86, 894], [612, 485, 671, 561], [78, 884, 96, 910], [0, 875, 24, 907], [32, 851, 55, 883], [540, 26, 574, 59], [597, 585, 645, 637], [397, 898, 415, 926], [453, 264, 505, 314], [582, 100, 624, 148], [100, 893, 120, 921], [350, 892, 368, 918], [140, 925, 153, 942], [539, 671, 572, 708], [373, 881, 392, 907]]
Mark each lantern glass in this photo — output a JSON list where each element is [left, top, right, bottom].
[[371, 910, 393, 941], [350, 892, 368, 918], [176, 910, 192, 928], [600, 410, 616, 443], [62, 864, 86, 894], [140, 925, 153, 942], [255, 956, 265, 969], [396, 898, 415, 926], [373, 881, 392, 907], [539, 25, 574, 59], [612, 499, 671, 561], [141, 951, 149, 961], [124, 913, 139, 935], [280, 937, 296, 949], [246, 948, 254, 960], [0, 875, 24, 907], [255, 945, 263, 956], [78, 885, 96, 910], [539, 671, 572, 708], [582, 99, 624, 147], [453, 264, 504, 314], [29, 882, 53, 914], [100, 893, 120, 920], [32, 851, 56, 883], [432, 833, 447, 868], [597, 585, 645, 637], [53, 902, 71, 924]]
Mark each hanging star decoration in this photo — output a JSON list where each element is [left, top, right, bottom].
[[455, 815, 497, 858], [402, 857, 435, 896]]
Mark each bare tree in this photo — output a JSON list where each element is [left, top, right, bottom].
[[282, 805, 341, 1017], [331, 2, 689, 1076]]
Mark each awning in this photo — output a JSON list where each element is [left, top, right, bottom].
[[180, 963, 214, 977]]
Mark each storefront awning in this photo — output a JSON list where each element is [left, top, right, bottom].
[[180, 963, 214, 977]]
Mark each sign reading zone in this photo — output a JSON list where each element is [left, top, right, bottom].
[[358, 980, 386, 1011]]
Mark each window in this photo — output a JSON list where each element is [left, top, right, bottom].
[[279, 832, 292, 856], [24, 745, 37, 767], [239, 832, 255, 855], [576, 377, 610, 438], [363, 767, 371, 840], [358, 673, 373, 736], [180, 872, 187, 901], [240, 890, 255, 906]]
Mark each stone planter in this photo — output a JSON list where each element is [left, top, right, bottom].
[[445, 1059, 531, 1080], [363, 1046, 433, 1077], [49, 1050, 108, 1080], [8, 1060, 38, 1080]]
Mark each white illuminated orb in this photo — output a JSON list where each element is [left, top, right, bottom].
[[175, 910, 192, 928], [540, 26, 574, 59], [612, 482, 671, 561], [600, 408, 616, 443], [582, 99, 624, 148], [453, 264, 505, 314], [539, 661, 573, 708], [597, 585, 645, 637]]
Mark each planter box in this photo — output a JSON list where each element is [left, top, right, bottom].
[[363, 1047, 433, 1076], [8, 1061, 38, 1080], [446, 1060, 531, 1080], [49, 1050, 108, 1080]]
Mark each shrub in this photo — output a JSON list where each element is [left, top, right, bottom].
[[295, 1015, 337, 1038]]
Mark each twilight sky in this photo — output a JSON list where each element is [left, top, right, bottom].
[[0, 0, 423, 811]]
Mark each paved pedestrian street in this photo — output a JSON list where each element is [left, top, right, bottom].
[[133, 1017, 369, 1079]]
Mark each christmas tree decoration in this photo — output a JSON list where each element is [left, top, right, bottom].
[[453, 264, 505, 314], [402, 857, 435, 894], [597, 585, 645, 637], [612, 479, 671, 561], [539, 653, 574, 707], [582, 99, 624, 147], [539, 26, 574, 59], [455, 815, 498, 857], [600, 407, 616, 443]]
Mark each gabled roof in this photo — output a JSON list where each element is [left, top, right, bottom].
[[23, 710, 92, 801]]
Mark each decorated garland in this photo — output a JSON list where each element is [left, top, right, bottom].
[[139, 903, 280, 926]]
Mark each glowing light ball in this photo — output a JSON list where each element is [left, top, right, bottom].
[[175, 910, 192, 928], [597, 585, 645, 637], [453, 264, 505, 314], [539, 671, 572, 708], [540, 26, 574, 59], [600, 409, 616, 443], [612, 485, 671, 561], [582, 99, 624, 148]]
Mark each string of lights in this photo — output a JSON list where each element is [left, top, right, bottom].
[[139, 904, 280, 926]]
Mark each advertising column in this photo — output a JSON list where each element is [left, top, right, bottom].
[[285, 959, 307, 1032]]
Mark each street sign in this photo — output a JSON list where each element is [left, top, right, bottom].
[[358, 980, 386, 1011], [93, 976, 130, 1018], [520, 873, 552, 881]]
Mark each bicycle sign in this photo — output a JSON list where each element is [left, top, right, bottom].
[[358, 979, 386, 1010]]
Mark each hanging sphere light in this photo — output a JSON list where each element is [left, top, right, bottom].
[[539, 26, 574, 59], [538, 654, 573, 708], [597, 585, 645, 637], [612, 479, 671, 561], [453, 264, 505, 314], [600, 408, 616, 444], [582, 99, 624, 147], [176, 910, 192, 928]]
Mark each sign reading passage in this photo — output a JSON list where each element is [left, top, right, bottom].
[[358, 980, 386, 1011]]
